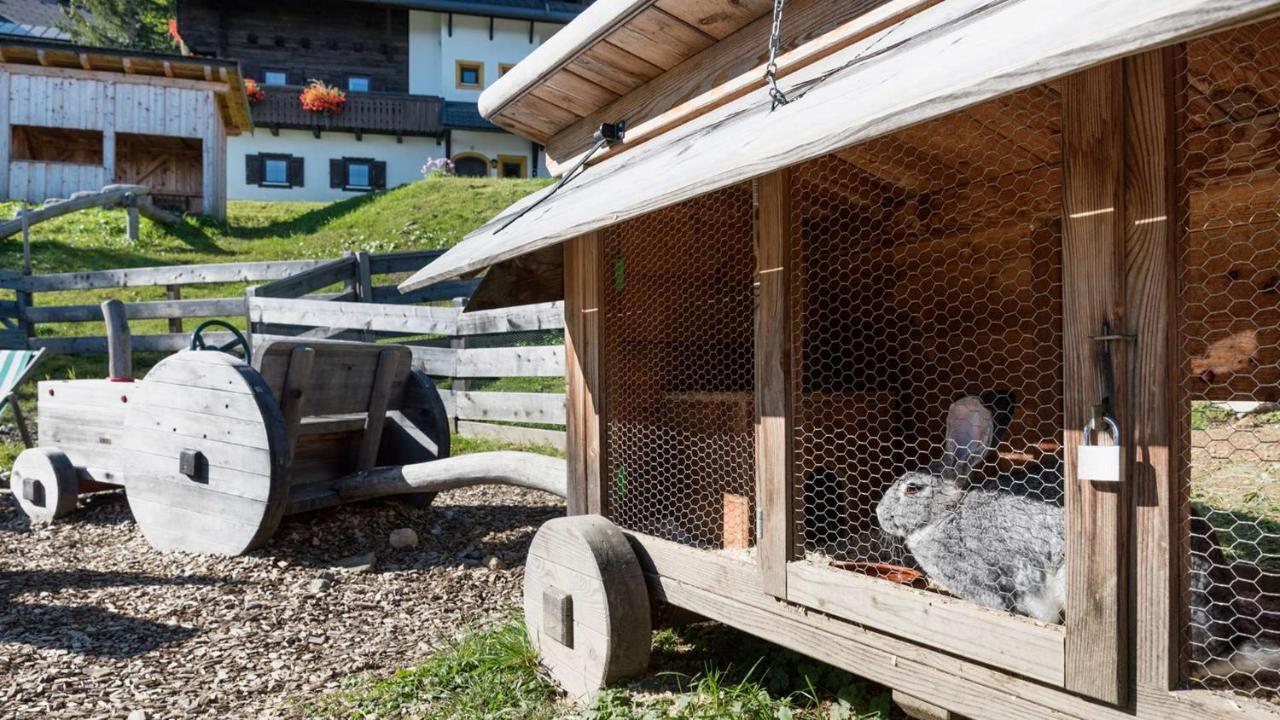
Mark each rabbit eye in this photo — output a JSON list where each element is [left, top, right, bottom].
[[903, 482, 923, 496]]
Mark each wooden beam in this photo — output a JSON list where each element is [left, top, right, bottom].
[[78, 53, 91, 70], [101, 299, 132, 380], [0, 63, 229, 93], [563, 233, 605, 516], [1124, 47, 1183, 692], [1061, 60, 1129, 705], [163, 60, 174, 78], [121, 57, 133, 74], [35, 49, 48, 66], [754, 170, 792, 597]]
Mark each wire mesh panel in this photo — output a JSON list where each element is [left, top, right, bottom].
[[790, 85, 1067, 623], [1179, 19, 1280, 700], [602, 185, 756, 550]]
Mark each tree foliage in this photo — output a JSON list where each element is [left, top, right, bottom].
[[57, 0, 177, 52]]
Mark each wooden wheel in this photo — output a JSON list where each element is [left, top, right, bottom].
[[120, 351, 290, 555], [523, 515, 651, 699], [10, 447, 78, 523], [385, 371, 452, 508]]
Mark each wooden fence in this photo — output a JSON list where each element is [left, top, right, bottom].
[[0, 250, 566, 449]]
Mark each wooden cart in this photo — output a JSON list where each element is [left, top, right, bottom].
[[12, 315, 565, 554]]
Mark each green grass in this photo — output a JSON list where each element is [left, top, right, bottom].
[[300, 617, 895, 720]]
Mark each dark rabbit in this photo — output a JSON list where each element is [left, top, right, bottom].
[[876, 395, 1278, 674]]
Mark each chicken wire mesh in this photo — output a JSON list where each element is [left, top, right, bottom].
[[790, 85, 1068, 623], [601, 184, 757, 549], [1179, 20, 1280, 700]]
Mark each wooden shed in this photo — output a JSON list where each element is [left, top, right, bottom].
[[0, 39, 251, 220], [404, 0, 1280, 718]]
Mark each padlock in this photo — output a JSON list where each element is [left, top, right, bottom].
[[1078, 415, 1121, 483]]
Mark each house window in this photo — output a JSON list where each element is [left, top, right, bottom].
[[264, 157, 288, 185], [348, 76, 371, 92], [262, 69, 288, 86], [246, 154, 303, 188], [456, 60, 483, 89], [331, 157, 386, 191], [499, 63, 515, 77], [497, 154, 527, 179], [347, 160, 371, 188]]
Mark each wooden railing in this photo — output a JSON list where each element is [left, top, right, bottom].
[[0, 251, 565, 449], [251, 87, 445, 137]]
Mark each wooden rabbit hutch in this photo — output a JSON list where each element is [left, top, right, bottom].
[[403, 0, 1280, 717]]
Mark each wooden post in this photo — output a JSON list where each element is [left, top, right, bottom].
[[755, 169, 793, 598], [450, 297, 469, 435], [356, 348, 399, 471], [1061, 60, 1129, 705], [1125, 48, 1182, 692], [279, 346, 315, 466], [101, 299, 132, 380], [166, 284, 183, 334], [355, 250, 373, 302], [18, 202, 33, 343], [564, 232, 604, 517], [125, 205, 140, 241]]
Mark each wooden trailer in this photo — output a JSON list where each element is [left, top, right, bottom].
[[11, 303, 566, 554], [401, 0, 1280, 718]]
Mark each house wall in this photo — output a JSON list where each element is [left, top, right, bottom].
[[451, 128, 542, 175], [0, 68, 228, 217], [419, 12, 559, 103], [178, 0, 411, 93], [227, 128, 444, 202]]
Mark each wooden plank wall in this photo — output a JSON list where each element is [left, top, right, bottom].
[[1, 68, 227, 216]]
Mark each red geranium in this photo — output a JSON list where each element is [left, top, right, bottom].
[[299, 79, 346, 114], [244, 78, 265, 103], [167, 18, 183, 46]]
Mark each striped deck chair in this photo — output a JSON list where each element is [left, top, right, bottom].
[[0, 348, 47, 449]]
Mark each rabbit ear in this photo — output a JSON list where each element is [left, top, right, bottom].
[[943, 396, 995, 473]]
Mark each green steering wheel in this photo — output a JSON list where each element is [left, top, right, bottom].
[[189, 319, 252, 364]]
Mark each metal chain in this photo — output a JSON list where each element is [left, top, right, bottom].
[[765, 0, 789, 110]]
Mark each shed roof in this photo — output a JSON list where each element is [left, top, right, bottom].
[[0, 37, 253, 133], [401, 0, 1280, 293], [443, 101, 501, 132], [478, 0, 776, 144]]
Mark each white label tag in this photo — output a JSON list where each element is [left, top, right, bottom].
[[1078, 444, 1121, 482]]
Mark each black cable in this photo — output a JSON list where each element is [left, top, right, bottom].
[[493, 134, 610, 235]]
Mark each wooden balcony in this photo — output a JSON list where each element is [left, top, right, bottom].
[[250, 87, 444, 138]]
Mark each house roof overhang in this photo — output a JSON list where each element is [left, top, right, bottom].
[[346, 0, 587, 24], [0, 37, 254, 134], [401, 0, 1280, 295]]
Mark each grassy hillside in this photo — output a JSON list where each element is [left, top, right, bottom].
[[0, 177, 551, 274]]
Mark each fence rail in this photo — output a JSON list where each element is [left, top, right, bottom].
[[0, 249, 567, 450]]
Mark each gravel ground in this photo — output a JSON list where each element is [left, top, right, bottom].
[[0, 481, 563, 719]]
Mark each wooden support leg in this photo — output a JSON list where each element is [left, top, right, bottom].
[[166, 284, 183, 334], [125, 205, 140, 241], [7, 393, 33, 448], [356, 349, 400, 471]]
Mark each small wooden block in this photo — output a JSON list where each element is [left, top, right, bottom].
[[22, 476, 45, 507], [178, 448, 206, 481], [543, 587, 574, 648], [723, 493, 750, 550], [893, 690, 952, 720]]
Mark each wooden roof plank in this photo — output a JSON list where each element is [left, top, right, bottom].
[[605, 6, 716, 70], [654, 0, 773, 40], [402, 0, 1280, 292]]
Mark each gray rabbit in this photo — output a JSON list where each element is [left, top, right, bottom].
[[876, 396, 1066, 622], [876, 395, 1279, 677]]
